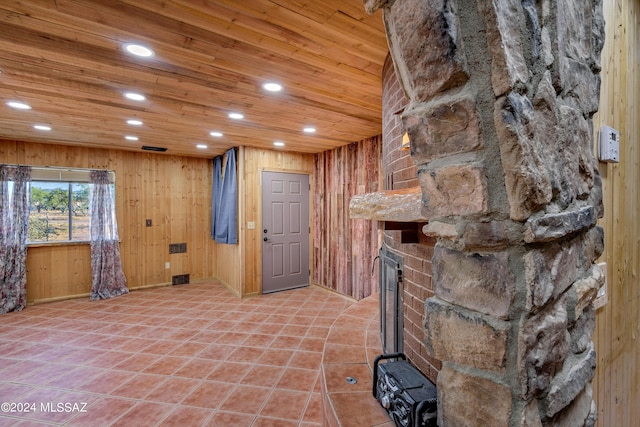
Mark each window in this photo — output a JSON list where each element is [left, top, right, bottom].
[[26, 168, 115, 244]]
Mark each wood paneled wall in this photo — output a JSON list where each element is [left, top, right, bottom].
[[240, 146, 315, 296], [593, 0, 640, 425], [313, 136, 382, 300], [1, 140, 218, 302]]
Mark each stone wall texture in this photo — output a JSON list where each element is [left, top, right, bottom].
[[368, 0, 605, 425]]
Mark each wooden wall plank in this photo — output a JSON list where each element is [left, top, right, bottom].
[[313, 135, 382, 299], [1, 139, 218, 302], [593, 0, 640, 425]]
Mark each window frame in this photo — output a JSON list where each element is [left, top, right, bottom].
[[26, 167, 115, 246]]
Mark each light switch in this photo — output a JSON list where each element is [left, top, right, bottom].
[[598, 126, 620, 163], [247, 221, 255, 230]]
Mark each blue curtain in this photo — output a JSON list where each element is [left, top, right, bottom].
[[211, 148, 238, 244]]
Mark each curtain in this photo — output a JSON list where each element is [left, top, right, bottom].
[[89, 170, 128, 300], [0, 165, 31, 314], [211, 148, 238, 244]]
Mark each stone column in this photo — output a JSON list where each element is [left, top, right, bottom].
[[364, 0, 605, 426]]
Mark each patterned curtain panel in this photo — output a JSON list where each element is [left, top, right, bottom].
[[0, 165, 31, 313], [89, 170, 128, 300]]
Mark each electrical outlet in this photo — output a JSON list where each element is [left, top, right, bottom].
[[165, 262, 170, 269], [598, 126, 620, 163]]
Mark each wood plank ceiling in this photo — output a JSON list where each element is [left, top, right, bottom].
[[0, 0, 388, 157]]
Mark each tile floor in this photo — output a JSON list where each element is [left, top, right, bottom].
[[0, 281, 354, 426]]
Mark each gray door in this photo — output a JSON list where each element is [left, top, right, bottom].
[[262, 171, 310, 293]]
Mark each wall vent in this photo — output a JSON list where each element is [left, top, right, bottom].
[[172, 274, 190, 285], [141, 145, 168, 152], [169, 243, 187, 254]]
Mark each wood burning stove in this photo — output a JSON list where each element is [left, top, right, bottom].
[[379, 244, 404, 354]]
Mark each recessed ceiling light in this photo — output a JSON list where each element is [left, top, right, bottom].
[[6, 101, 31, 110], [125, 135, 139, 141], [228, 112, 244, 120], [33, 125, 51, 131], [209, 131, 223, 137], [127, 119, 143, 126], [124, 43, 155, 58], [124, 92, 146, 101], [303, 127, 316, 133], [196, 144, 208, 149], [263, 82, 283, 92], [273, 141, 285, 147]]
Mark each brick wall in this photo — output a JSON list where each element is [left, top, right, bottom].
[[381, 54, 441, 381]]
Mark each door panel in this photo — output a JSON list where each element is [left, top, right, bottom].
[[262, 172, 310, 293]]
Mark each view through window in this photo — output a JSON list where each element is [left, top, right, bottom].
[[28, 182, 91, 243], [22, 168, 116, 244]]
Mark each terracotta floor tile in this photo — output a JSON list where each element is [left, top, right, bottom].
[[244, 333, 276, 348], [252, 417, 300, 427], [113, 352, 161, 372], [111, 401, 174, 427], [168, 341, 209, 357], [45, 366, 100, 390], [159, 406, 213, 427], [226, 346, 265, 363], [240, 365, 285, 388], [0, 382, 33, 402], [327, 391, 391, 427], [77, 369, 132, 394], [205, 410, 255, 427], [145, 376, 201, 404], [281, 325, 309, 337], [219, 384, 270, 414], [174, 358, 219, 379], [270, 335, 302, 350], [197, 343, 234, 361], [65, 396, 136, 426], [260, 389, 309, 420], [207, 361, 252, 383], [256, 348, 293, 367], [110, 373, 166, 399], [140, 339, 180, 355], [181, 380, 235, 409], [298, 337, 325, 353], [143, 355, 188, 376], [288, 351, 323, 370], [302, 392, 323, 423], [2, 282, 363, 427], [275, 368, 318, 392]]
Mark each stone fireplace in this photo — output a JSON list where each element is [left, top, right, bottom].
[[353, 0, 606, 425]]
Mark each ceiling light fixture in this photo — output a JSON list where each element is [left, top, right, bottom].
[[125, 135, 139, 141], [124, 92, 146, 101], [228, 112, 244, 120], [33, 125, 51, 131], [273, 141, 285, 147], [209, 131, 223, 137], [124, 43, 155, 58], [262, 82, 283, 92], [303, 127, 316, 133], [196, 144, 208, 149], [6, 101, 31, 110], [127, 119, 143, 126]]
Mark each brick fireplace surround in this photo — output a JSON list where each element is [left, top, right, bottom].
[[352, 0, 606, 425]]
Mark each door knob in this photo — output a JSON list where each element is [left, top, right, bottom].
[[263, 237, 269, 242]]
